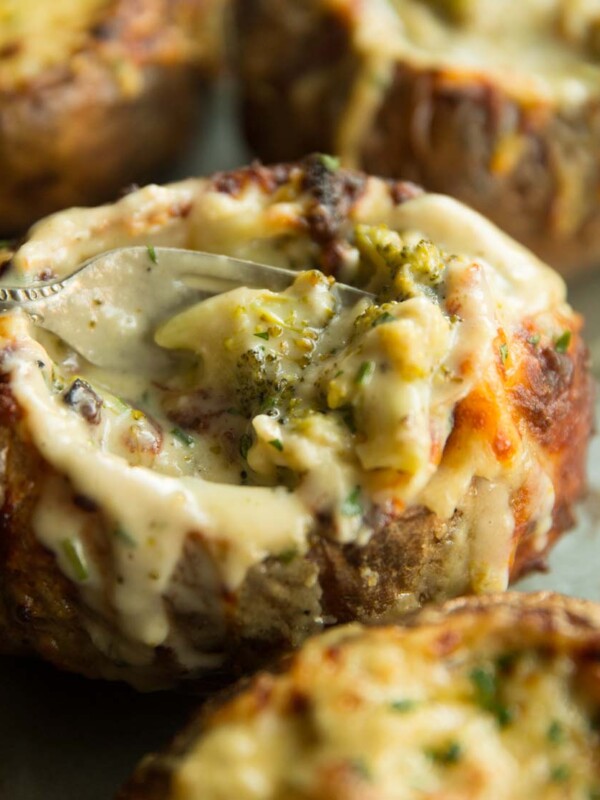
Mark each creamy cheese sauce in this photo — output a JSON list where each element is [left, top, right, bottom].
[[328, 0, 600, 166], [172, 623, 600, 800], [1, 180, 571, 666]]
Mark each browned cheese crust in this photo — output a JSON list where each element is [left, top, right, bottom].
[[234, 0, 600, 274], [0, 0, 226, 236], [0, 159, 592, 687], [117, 592, 600, 799]]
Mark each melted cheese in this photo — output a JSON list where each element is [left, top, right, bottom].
[[0, 0, 109, 87], [172, 621, 600, 800], [328, 0, 600, 166], [1, 177, 572, 667]]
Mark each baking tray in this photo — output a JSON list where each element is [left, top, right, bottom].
[[1, 78, 599, 800]]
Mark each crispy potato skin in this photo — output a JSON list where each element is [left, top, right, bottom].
[[117, 592, 600, 799], [0, 160, 593, 688], [0, 0, 221, 236], [234, 0, 600, 274]]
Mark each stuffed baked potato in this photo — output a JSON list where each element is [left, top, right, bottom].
[[0, 157, 592, 688], [0, 0, 226, 236], [119, 592, 600, 799], [234, 0, 600, 274]]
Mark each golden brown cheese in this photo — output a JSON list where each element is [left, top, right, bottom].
[[119, 594, 600, 800]]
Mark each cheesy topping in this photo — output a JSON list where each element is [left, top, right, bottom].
[[0, 177, 574, 669], [326, 0, 600, 165], [172, 619, 600, 800], [0, 0, 109, 86]]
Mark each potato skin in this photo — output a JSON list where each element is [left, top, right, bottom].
[[0, 0, 223, 236], [117, 592, 600, 799], [234, 0, 600, 274], [0, 159, 593, 688]]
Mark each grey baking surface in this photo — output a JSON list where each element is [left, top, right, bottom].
[[2, 77, 600, 800]]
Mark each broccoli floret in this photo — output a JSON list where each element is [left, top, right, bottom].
[[355, 224, 446, 302], [234, 348, 294, 418]]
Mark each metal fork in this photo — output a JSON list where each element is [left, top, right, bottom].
[[0, 247, 371, 372]]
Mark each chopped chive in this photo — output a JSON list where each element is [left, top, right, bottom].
[[470, 665, 512, 727], [550, 765, 570, 783], [318, 153, 340, 172], [555, 331, 571, 353], [254, 331, 270, 341], [61, 538, 89, 582], [547, 720, 565, 745], [499, 343, 509, 364], [470, 666, 496, 706], [147, 244, 158, 264], [426, 741, 462, 765], [269, 438, 284, 452], [171, 426, 194, 446], [114, 526, 137, 548], [334, 369, 344, 378], [355, 360, 376, 386], [276, 548, 297, 564], [372, 312, 396, 327], [495, 706, 514, 727], [390, 699, 418, 713], [239, 433, 253, 460], [341, 485, 362, 516], [527, 333, 541, 347]]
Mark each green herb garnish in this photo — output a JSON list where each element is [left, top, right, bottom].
[[269, 438, 284, 452], [254, 331, 270, 341], [372, 312, 396, 328], [550, 765, 570, 783], [547, 720, 565, 745], [318, 153, 341, 172], [61, 538, 89, 582], [527, 333, 541, 347], [239, 433, 253, 460], [355, 360, 375, 386], [426, 741, 462, 765], [470, 665, 513, 727], [114, 527, 137, 548], [555, 331, 571, 353], [276, 548, 298, 565], [499, 343, 509, 364], [147, 244, 158, 264], [390, 699, 418, 713], [341, 486, 363, 516], [172, 427, 194, 446]]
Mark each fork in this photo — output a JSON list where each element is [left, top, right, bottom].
[[0, 247, 371, 372]]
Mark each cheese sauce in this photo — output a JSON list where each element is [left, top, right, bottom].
[[0, 182, 571, 668]]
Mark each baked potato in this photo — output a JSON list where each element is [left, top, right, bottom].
[[119, 592, 600, 799], [0, 0, 227, 236], [0, 157, 592, 689], [234, 0, 600, 274]]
